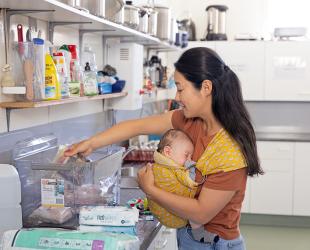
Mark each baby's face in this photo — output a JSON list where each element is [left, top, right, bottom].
[[169, 139, 194, 166]]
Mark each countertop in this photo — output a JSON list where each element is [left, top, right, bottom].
[[255, 131, 310, 142]]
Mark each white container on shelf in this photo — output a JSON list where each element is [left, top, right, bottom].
[[154, 5, 171, 40]]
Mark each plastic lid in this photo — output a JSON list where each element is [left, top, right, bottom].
[[33, 38, 44, 45], [13, 134, 58, 160], [59, 44, 70, 51], [206, 5, 228, 11]]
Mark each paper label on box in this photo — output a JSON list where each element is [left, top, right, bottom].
[[41, 178, 65, 207], [38, 237, 104, 249]]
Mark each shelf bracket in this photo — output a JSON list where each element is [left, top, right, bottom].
[[5, 108, 12, 132], [48, 21, 92, 44], [3, 9, 54, 64], [78, 29, 115, 59]]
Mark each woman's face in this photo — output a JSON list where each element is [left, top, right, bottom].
[[174, 70, 209, 119]]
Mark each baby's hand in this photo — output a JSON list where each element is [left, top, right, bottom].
[[137, 163, 155, 196]]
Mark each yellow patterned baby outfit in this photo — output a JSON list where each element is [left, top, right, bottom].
[[149, 128, 247, 228], [149, 151, 199, 228]]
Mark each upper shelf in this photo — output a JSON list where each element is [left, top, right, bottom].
[[0, 0, 180, 51], [0, 92, 128, 109]]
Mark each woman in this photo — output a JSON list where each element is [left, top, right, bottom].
[[65, 47, 263, 249]]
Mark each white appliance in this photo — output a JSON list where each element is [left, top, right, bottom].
[[105, 42, 144, 110], [0, 164, 22, 239]]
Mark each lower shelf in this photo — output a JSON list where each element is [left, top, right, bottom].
[[0, 92, 128, 109]]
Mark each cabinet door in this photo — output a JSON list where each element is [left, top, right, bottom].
[[250, 141, 294, 215], [293, 142, 310, 216], [215, 41, 265, 101], [265, 42, 310, 101]]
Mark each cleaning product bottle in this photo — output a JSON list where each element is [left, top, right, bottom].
[[45, 54, 61, 100], [53, 52, 69, 98], [67, 45, 81, 97], [83, 62, 98, 96], [81, 45, 97, 72]]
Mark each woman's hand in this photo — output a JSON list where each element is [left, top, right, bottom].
[[64, 139, 94, 157], [137, 163, 156, 196]]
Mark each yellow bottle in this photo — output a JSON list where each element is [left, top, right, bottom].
[[45, 54, 61, 100]]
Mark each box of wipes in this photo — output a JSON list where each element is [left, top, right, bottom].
[[79, 206, 139, 226]]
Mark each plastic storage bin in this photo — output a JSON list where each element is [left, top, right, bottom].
[[12, 135, 125, 229]]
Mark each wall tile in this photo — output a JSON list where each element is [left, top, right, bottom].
[[9, 107, 48, 131], [48, 100, 103, 123]]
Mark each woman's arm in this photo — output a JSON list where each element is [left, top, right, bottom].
[[138, 165, 235, 225], [65, 111, 174, 157]]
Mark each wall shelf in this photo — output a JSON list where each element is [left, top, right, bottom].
[[0, 0, 180, 51], [0, 92, 127, 109]]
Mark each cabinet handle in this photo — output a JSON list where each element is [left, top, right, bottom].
[[155, 238, 168, 249], [298, 92, 310, 96]]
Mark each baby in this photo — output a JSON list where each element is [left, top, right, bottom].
[[148, 129, 201, 228]]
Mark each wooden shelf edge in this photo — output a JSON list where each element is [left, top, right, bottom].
[[0, 92, 127, 109]]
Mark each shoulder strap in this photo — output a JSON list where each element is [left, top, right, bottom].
[[196, 129, 247, 176]]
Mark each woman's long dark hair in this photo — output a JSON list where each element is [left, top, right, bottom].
[[174, 47, 263, 176]]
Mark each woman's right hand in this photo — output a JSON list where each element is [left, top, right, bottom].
[[64, 139, 94, 157]]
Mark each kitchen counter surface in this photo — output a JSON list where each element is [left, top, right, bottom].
[[137, 218, 162, 250], [256, 131, 310, 142]]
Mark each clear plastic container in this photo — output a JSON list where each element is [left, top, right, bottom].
[[12, 134, 125, 229], [9, 41, 46, 101]]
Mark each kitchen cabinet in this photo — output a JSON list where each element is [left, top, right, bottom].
[[293, 142, 310, 216], [265, 42, 310, 101], [147, 226, 177, 250], [250, 141, 294, 215], [216, 41, 265, 101]]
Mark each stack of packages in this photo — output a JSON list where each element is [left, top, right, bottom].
[[79, 206, 139, 236], [1, 227, 140, 250]]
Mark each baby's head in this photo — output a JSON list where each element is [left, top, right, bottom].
[[157, 129, 194, 166]]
